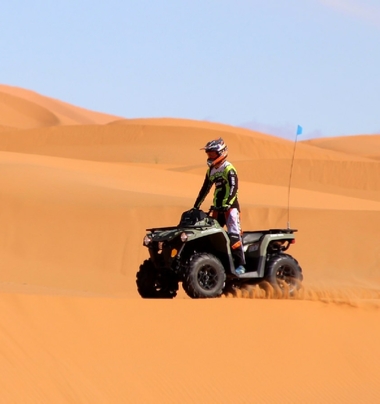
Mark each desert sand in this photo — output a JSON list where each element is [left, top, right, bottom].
[[0, 84, 379, 403]]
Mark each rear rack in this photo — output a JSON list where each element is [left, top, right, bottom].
[[243, 229, 298, 234]]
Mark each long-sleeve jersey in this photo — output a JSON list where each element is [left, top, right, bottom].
[[194, 161, 240, 210]]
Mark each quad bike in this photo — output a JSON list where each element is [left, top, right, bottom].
[[136, 208, 303, 299]]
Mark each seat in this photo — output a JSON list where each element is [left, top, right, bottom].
[[242, 232, 263, 245]]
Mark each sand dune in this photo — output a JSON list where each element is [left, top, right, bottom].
[[0, 86, 379, 403], [304, 134, 380, 161], [0, 84, 120, 128]]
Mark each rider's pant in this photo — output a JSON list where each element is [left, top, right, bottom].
[[211, 208, 246, 267]]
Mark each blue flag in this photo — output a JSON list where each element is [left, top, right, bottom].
[[296, 125, 303, 136]]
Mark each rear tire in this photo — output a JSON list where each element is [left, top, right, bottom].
[[265, 254, 303, 297], [136, 259, 178, 299], [183, 253, 226, 299]]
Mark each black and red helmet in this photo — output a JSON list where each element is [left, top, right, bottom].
[[201, 138, 228, 167]]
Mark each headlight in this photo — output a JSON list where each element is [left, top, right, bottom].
[[180, 232, 188, 242], [143, 235, 152, 246]]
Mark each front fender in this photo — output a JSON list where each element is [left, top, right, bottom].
[[181, 231, 234, 273]]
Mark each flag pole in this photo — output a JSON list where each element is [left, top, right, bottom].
[[287, 125, 302, 229]]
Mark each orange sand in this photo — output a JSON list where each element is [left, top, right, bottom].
[[0, 84, 379, 403]]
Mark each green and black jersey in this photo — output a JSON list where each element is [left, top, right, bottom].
[[194, 161, 240, 210]]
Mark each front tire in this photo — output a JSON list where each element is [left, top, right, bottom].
[[183, 253, 226, 299], [136, 259, 178, 299], [265, 253, 303, 296]]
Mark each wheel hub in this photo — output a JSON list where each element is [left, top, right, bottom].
[[198, 265, 218, 290]]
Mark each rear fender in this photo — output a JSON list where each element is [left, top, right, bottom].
[[257, 234, 296, 277]]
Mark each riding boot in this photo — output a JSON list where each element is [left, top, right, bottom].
[[229, 233, 246, 267]]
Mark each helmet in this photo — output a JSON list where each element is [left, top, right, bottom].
[[201, 138, 228, 167]]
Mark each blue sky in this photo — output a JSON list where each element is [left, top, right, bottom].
[[2, 0, 379, 140]]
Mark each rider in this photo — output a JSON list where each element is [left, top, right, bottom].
[[193, 138, 246, 275]]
